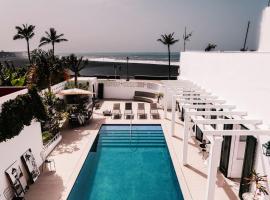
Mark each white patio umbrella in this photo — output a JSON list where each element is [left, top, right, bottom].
[[58, 88, 95, 96]]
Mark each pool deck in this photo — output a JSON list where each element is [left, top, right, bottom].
[[25, 100, 239, 200]]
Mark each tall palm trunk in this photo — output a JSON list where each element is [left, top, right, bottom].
[[184, 27, 186, 52], [52, 42, 55, 58], [74, 70, 78, 88], [48, 75, 52, 94], [168, 45, 171, 80], [26, 39, 31, 64]]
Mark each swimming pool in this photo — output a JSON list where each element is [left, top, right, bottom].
[[68, 124, 184, 200]]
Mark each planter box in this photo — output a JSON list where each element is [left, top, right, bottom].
[[42, 133, 62, 158]]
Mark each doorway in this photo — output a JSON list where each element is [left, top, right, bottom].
[[219, 124, 233, 177], [239, 136, 257, 199]]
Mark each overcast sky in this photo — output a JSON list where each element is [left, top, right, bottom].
[[0, 0, 267, 53]]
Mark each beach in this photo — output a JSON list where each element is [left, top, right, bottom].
[[0, 52, 180, 79], [80, 61, 179, 79]]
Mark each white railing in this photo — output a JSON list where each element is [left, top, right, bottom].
[[42, 133, 62, 158], [99, 80, 161, 91], [99, 80, 162, 99], [41, 81, 67, 95]]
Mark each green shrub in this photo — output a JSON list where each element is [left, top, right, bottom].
[[0, 87, 47, 142], [65, 81, 89, 90], [42, 131, 54, 144]]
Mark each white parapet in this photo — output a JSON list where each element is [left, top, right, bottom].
[[258, 7, 270, 52], [99, 79, 162, 99]]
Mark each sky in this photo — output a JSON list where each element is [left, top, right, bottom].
[[0, 0, 267, 53]]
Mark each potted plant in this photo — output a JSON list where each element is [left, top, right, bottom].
[[262, 141, 270, 156], [242, 170, 268, 200]]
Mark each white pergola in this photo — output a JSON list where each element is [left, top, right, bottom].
[[163, 81, 207, 118], [164, 80, 270, 200]]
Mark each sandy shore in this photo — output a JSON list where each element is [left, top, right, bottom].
[[0, 57, 179, 79]]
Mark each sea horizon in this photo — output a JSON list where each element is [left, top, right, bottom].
[[58, 51, 180, 65], [0, 51, 180, 65]]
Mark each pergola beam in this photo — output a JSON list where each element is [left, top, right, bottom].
[[186, 111, 247, 116], [178, 99, 226, 104], [202, 129, 270, 136], [177, 91, 211, 95], [193, 119, 262, 125], [183, 104, 236, 109], [170, 86, 203, 90], [177, 95, 218, 99]]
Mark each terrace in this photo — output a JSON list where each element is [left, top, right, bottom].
[[20, 79, 248, 200]]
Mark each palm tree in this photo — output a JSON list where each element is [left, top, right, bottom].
[[205, 43, 217, 52], [29, 49, 65, 93], [13, 24, 35, 63], [39, 28, 68, 57], [157, 33, 179, 79], [62, 54, 88, 87], [183, 26, 192, 51]]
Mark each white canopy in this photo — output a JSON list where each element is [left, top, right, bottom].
[[58, 88, 95, 96]]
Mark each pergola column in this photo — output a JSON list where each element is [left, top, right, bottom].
[[205, 136, 223, 200], [171, 95, 176, 136], [164, 86, 168, 119], [182, 115, 190, 165]]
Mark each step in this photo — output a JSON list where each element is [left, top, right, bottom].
[[99, 137, 164, 141], [100, 133, 164, 137], [99, 140, 165, 144], [100, 129, 163, 131], [100, 134, 164, 137], [100, 130, 164, 134], [98, 143, 166, 147]]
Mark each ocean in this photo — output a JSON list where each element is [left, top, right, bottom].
[[0, 52, 180, 79], [59, 52, 180, 66], [60, 52, 180, 79]]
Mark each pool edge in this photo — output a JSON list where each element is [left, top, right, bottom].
[[60, 130, 99, 200], [62, 123, 192, 200], [161, 123, 193, 200]]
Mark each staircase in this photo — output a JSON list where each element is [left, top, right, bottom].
[[98, 129, 166, 147]]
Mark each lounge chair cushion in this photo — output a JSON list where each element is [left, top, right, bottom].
[[134, 91, 157, 103]]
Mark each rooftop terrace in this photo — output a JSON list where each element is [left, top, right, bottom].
[[24, 99, 239, 200]]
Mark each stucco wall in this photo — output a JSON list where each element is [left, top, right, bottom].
[[0, 88, 44, 199], [258, 7, 270, 52], [100, 80, 162, 99], [0, 121, 43, 200], [181, 51, 270, 126]]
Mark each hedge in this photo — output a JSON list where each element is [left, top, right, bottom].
[[0, 87, 47, 142]]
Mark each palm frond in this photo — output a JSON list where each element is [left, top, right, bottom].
[[29, 32, 35, 39], [13, 34, 24, 40], [55, 38, 68, 43], [157, 33, 179, 46], [40, 28, 68, 48], [55, 33, 64, 39]]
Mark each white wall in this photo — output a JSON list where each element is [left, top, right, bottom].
[[0, 88, 44, 199], [0, 89, 28, 110], [181, 52, 270, 126], [99, 80, 162, 99], [0, 121, 43, 200], [180, 51, 270, 195], [258, 7, 270, 52]]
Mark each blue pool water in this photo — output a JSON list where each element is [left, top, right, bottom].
[[68, 124, 184, 200]]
